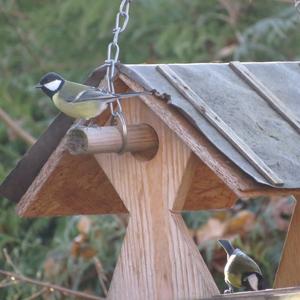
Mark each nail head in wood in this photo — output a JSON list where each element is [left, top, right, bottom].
[[66, 124, 159, 160]]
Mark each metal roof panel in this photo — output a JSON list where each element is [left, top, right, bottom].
[[122, 62, 300, 188]]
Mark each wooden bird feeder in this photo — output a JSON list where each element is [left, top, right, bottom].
[[1, 61, 300, 299]]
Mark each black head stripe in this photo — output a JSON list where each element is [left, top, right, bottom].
[[38, 72, 65, 99], [39, 72, 64, 85]]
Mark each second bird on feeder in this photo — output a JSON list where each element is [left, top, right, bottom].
[[36, 72, 151, 120], [218, 239, 265, 293]]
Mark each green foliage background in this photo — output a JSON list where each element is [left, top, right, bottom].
[[0, 0, 299, 298]]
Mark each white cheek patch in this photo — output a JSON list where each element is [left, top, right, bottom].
[[247, 274, 259, 291], [44, 79, 62, 91]]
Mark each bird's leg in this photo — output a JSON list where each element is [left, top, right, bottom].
[[86, 118, 98, 128], [224, 284, 234, 294]]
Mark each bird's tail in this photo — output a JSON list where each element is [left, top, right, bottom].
[[218, 240, 235, 256]]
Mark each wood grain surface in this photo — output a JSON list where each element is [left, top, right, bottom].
[[95, 98, 219, 299], [66, 124, 158, 156], [16, 106, 128, 217], [16, 140, 126, 217]]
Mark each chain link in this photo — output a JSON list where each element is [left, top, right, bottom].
[[105, 0, 131, 117], [103, 0, 132, 153]]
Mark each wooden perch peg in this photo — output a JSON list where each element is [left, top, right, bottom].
[[66, 124, 159, 158]]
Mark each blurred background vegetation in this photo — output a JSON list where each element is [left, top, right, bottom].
[[0, 0, 299, 298]]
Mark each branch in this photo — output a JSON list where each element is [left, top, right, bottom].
[[0, 278, 17, 288], [93, 257, 108, 297], [0, 270, 105, 300], [3, 248, 21, 274], [0, 108, 36, 146], [23, 287, 47, 300]]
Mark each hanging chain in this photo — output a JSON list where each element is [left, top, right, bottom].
[[295, 0, 300, 14], [104, 0, 132, 153], [105, 0, 131, 117]]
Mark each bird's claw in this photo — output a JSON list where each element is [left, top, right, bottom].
[[86, 119, 98, 127]]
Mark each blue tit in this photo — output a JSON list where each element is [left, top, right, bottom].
[[218, 239, 265, 293], [36, 72, 151, 120]]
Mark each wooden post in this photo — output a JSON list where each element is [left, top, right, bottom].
[[95, 98, 219, 300], [274, 195, 300, 288], [66, 124, 158, 159]]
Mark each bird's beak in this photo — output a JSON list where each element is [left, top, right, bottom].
[[35, 84, 42, 89]]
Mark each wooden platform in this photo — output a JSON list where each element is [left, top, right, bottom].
[[203, 287, 300, 299]]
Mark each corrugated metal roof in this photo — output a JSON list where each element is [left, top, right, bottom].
[[121, 62, 300, 188]]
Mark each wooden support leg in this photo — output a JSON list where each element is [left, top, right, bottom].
[[274, 196, 300, 288], [106, 210, 218, 300], [94, 99, 219, 299]]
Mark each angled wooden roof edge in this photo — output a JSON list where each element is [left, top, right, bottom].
[[0, 113, 73, 203], [0, 65, 108, 203]]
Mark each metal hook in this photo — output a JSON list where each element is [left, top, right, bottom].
[[110, 110, 128, 154]]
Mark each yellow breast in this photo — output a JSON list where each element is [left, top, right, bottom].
[[225, 272, 242, 288], [53, 94, 107, 120]]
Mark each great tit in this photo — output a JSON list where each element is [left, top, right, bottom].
[[36, 72, 151, 120], [218, 239, 265, 293]]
